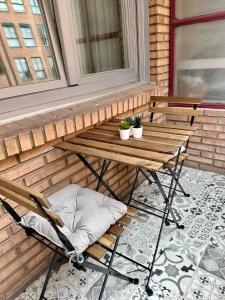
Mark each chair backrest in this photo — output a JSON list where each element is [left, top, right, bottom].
[[0, 176, 64, 227], [149, 96, 202, 125]]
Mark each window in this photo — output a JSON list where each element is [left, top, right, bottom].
[[15, 58, 32, 81], [32, 57, 46, 79], [2, 23, 20, 47], [171, 1, 225, 104], [20, 24, 36, 47], [48, 56, 58, 78], [11, 0, 25, 13], [29, 0, 41, 14], [0, 0, 148, 120], [0, 0, 8, 11], [38, 24, 48, 46]]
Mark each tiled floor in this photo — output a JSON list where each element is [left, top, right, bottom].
[[16, 167, 225, 300]]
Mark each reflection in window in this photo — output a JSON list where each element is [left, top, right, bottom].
[[20, 24, 36, 47], [29, 0, 41, 14], [38, 24, 48, 46], [0, 0, 8, 11], [3, 23, 20, 48], [48, 56, 58, 79], [32, 57, 46, 79], [15, 58, 32, 81], [11, 0, 25, 13]]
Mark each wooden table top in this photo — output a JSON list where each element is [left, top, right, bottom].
[[55, 119, 195, 172]]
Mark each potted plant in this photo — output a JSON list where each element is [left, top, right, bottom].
[[124, 117, 134, 136], [119, 120, 130, 140], [132, 116, 143, 138]]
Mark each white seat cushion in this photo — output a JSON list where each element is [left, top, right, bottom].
[[22, 184, 127, 253]]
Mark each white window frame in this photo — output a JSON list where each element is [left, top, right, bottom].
[[15, 58, 32, 81], [0, 0, 149, 121], [3, 23, 21, 48], [32, 57, 46, 79], [20, 24, 36, 47]]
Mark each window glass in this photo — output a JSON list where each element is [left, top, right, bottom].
[[0, 1, 59, 88], [11, 0, 25, 13], [32, 57, 46, 79], [72, 0, 128, 75], [29, 0, 41, 14], [15, 58, 32, 81], [0, 0, 8, 11], [174, 21, 225, 102], [3, 23, 20, 47], [38, 24, 48, 46], [48, 56, 58, 78], [20, 24, 36, 47], [176, 0, 225, 19]]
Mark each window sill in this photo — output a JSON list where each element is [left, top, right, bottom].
[[0, 82, 164, 161]]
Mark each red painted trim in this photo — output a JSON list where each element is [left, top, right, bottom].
[[169, 0, 225, 109]]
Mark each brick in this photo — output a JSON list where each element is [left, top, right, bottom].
[[218, 118, 225, 125], [25, 159, 66, 186], [200, 164, 224, 174], [3, 157, 45, 180], [91, 111, 99, 124], [204, 110, 225, 117], [75, 115, 84, 131], [203, 124, 225, 132], [0, 230, 27, 256], [201, 151, 214, 159], [217, 133, 225, 139], [98, 107, 106, 122], [214, 153, 225, 162], [105, 106, 112, 119], [111, 102, 118, 116], [128, 97, 134, 110], [214, 160, 225, 168], [189, 142, 215, 152], [4, 136, 20, 156], [0, 142, 6, 161], [65, 118, 75, 134], [55, 120, 66, 137], [202, 137, 225, 147], [0, 156, 17, 172], [45, 178, 70, 197], [187, 149, 201, 156], [32, 128, 45, 147], [45, 149, 64, 163], [133, 96, 138, 108], [196, 116, 218, 124], [216, 147, 225, 154], [44, 123, 56, 141], [189, 136, 201, 143], [117, 101, 124, 114], [18, 132, 33, 152], [83, 112, 92, 128]]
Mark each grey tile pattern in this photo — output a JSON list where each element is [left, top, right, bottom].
[[16, 167, 225, 300]]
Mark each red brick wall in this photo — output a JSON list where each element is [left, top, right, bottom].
[[167, 110, 225, 174]]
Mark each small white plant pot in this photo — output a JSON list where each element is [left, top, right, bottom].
[[119, 128, 130, 140], [133, 127, 143, 139], [129, 126, 134, 136]]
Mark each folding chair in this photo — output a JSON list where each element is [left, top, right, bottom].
[[0, 176, 139, 300]]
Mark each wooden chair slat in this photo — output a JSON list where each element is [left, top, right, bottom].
[[141, 121, 197, 131], [55, 142, 163, 171], [151, 96, 202, 104], [79, 131, 178, 154], [86, 244, 107, 260], [0, 176, 50, 208], [164, 153, 188, 169], [0, 186, 64, 227], [127, 206, 138, 217], [148, 107, 198, 116], [98, 234, 116, 248], [117, 215, 132, 226], [68, 137, 173, 163], [108, 224, 124, 236]]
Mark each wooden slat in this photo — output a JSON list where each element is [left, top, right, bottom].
[[68, 137, 173, 163], [79, 131, 179, 154], [164, 153, 188, 169], [0, 186, 64, 227], [0, 176, 50, 208], [55, 142, 163, 171], [97, 124, 189, 142], [148, 107, 198, 116], [117, 215, 132, 226], [105, 121, 195, 136], [108, 224, 124, 236], [141, 121, 197, 131], [98, 234, 116, 248], [151, 96, 202, 104], [86, 244, 107, 260], [127, 206, 138, 217]]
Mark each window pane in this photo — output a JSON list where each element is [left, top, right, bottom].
[[72, 0, 128, 75], [0, 0, 8, 11], [176, 0, 225, 19], [174, 21, 225, 102], [0, 0, 59, 87], [11, 0, 25, 13], [29, 0, 41, 14]]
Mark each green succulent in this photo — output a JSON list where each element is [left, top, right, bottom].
[[119, 120, 130, 130], [124, 117, 134, 126], [133, 115, 142, 128]]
